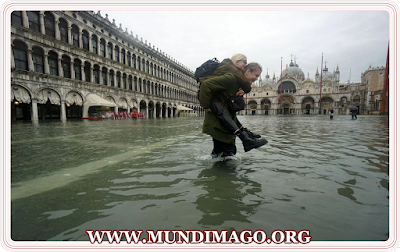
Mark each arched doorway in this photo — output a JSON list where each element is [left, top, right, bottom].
[[148, 101, 155, 119], [278, 95, 295, 115], [320, 97, 334, 115], [140, 100, 147, 116], [65, 91, 83, 119], [261, 99, 271, 115], [301, 97, 315, 115], [156, 102, 161, 118], [37, 89, 61, 120], [11, 85, 32, 121]]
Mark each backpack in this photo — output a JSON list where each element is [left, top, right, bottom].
[[195, 58, 220, 100], [194, 57, 220, 82]]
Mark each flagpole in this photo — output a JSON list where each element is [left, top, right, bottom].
[[280, 57, 283, 100], [319, 53, 323, 114]]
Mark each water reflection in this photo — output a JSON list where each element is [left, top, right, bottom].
[[195, 158, 262, 227]]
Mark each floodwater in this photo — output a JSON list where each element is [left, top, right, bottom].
[[11, 115, 389, 241]]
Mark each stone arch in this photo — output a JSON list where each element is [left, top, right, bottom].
[[320, 96, 335, 114], [139, 100, 147, 114], [261, 98, 272, 115], [11, 85, 32, 121], [278, 95, 295, 114], [148, 100, 155, 118], [117, 97, 129, 111], [11, 84, 32, 104], [35, 88, 62, 120], [277, 80, 298, 94], [65, 91, 83, 118], [65, 91, 83, 106], [301, 96, 316, 114]]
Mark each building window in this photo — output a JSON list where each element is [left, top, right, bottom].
[[100, 39, 106, 57], [132, 55, 136, 69], [109, 71, 114, 87], [11, 11, 23, 26], [13, 41, 28, 70], [71, 25, 79, 47], [48, 52, 58, 76], [82, 30, 89, 51], [134, 77, 137, 91], [123, 74, 127, 89], [59, 19, 68, 43], [127, 52, 131, 67], [128, 76, 132, 90], [84, 62, 91, 82], [74, 60, 81, 80], [102, 68, 107, 85], [121, 49, 126, 64], [108, 43, 113, 60], [114, 46, 119, 62], [32, 47, 44, 73], [27, 11, 40, 32], [62, 56, 71, 78], [93, 65, 100, 84], [116, 72, 121, 88], [44, 12, 55, 38], [91, 35, 98, 54]]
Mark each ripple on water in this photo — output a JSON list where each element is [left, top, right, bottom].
[[11, 116, 389, 241]]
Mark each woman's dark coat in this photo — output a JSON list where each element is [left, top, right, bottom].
[[199, 59, 251, 144]]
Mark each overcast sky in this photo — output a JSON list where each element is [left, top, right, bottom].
[[103, 10, 389, 84]]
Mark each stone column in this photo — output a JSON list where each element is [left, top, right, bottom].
[[39, 12, 45, 35], [81, 65, 86, 82], [44, 53, 49, 74], [99, 70, 104, 85], [27, 49, 34, 72], [70, 61, 75, 79], [55, 19, 60, 40], [79, 31, 83, 49], [68, 25, 72, 45], [60, 101, 67, 121], [22, 11, 29, 29], [88, 31, 92, 52], [58, 58, 63, 77], [31, 99, 39, 121], [89, 67, 93, 83], [11, 44, 15, 69]]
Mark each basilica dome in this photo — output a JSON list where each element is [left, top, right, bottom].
[[283, 60, 305, 81]]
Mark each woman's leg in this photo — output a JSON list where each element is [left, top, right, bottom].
[[212, 138, 237, 157]]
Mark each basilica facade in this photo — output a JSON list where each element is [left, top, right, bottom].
[[11, 11, 200, 121], [241, 59, 367, 116]]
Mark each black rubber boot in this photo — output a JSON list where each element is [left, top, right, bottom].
[[212, 101, 240, 133], [236, 131, 268, 152], [242, 128, 261, 138]]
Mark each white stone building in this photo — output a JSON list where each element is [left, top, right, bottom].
[[11, 11, 200, 121], [241, 59, 367, 116]]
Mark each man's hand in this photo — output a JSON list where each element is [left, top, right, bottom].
[[236, 88, 245, 96], [206, 108, 212, 113]]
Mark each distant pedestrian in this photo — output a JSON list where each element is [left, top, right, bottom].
[[351, 110, 357, 120], [132, 110, 138, 120], [330, 110, 334, 120]]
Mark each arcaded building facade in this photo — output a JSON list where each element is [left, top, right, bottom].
[[241, 59, 369, 116], [11, 11, 200, 121], [361, 65, 387, 115]]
